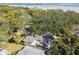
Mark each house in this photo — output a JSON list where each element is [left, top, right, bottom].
[[72, 25, 79, 36], [24, 36, 39, 46], [24, 34, 53, 48], [31, 39, 40, 46]]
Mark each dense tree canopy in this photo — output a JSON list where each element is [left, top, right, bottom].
[[0, 5, 79, 55]]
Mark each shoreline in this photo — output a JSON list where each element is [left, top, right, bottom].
[[0, 3, 79, 12], [9, 4, 79, 13]]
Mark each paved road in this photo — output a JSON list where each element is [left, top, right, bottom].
[[17, 46, 45, 55]]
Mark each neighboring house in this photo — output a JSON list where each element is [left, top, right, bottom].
[[25, 25, 31, 32], [72, 25, 79, 36], [0, 48, 11, 55], [53, 35, 58, 39], [0, 11, 5, 17]]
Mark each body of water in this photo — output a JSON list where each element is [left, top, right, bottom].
[[6, 3, 79, 12]]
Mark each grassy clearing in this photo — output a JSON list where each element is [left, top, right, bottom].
[[1, 43, 24, 54]]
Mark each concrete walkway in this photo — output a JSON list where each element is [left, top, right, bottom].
[[17, 46, 45, 55]]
